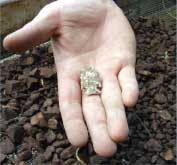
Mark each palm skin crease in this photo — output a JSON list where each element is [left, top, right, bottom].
[[4, 0, 139, 157]]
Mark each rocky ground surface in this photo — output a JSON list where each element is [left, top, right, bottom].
[[0, 17, 176, 165]]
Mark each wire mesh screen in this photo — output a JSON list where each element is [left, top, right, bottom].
[[115, 0, 176, 20]]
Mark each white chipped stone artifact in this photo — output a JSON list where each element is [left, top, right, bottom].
[[80, 67, 102, 95]]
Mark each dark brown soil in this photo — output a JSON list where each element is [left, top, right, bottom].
[[0, 17, 176, 165]]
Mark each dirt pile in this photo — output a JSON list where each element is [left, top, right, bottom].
[[0, 17, 176, 164]]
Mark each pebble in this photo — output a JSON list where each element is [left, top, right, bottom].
[[63, 158, 76, 165], [34, 154, 46, 163], [133, 22, 142, 30], [0, 137, 15, 154], [156, 158, 166, 165], [90, 155, 108, 164], [52, 139, 69, 148], [36, 132, 46, 142], [30, 112, 47, 127], [39, 67, 56, 79], [149, 76, 164, 89], [26, 125, 38, 137], [18, 75, 28, 83], [24, 104, 39, 117], [18, 117, 29, 125], [45, 130, 56, 144], [158, 110, 172, 121], [6, 126, 25, 144], [52, 153, 60, 165], [43, 99, 53, 108], [138, 70, 151, 76], [5, 99, 18, 110], [154, 93, 166, 104], [23, 100, 33, 109], [5, 80, 22, 94], [18, 161, 28, 165], [164, 149, 174, 161], [57, 133, 64, 140], [0, 153, 7, 163], [27, 77, 40, 90], [29, 68, 39, 77], [43, 146, 55, 161], [0, 96, 9, 104], [43, 104, 59, 119], [156, 133, 165, 140], [151, 155, 158, 163], [48, 118, 58, 129], [1, 108, 18, 120], [60, 146, 76, 160], [0, 116, 7, 131], [23, 123, 32, 135], [55, 148, 63, 154], [144, 139, 162, 152], [17, 149, 32, 161], [26, 56, 35, 66]]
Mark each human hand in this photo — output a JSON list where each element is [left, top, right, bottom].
[[4, 0, 139, 157]]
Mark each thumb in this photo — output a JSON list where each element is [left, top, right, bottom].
[[3, 1, 60, 52]]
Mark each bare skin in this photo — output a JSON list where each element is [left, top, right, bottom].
[[3, 0, 139, 157]]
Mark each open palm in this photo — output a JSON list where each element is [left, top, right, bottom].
[[4, 0, 139, 157]]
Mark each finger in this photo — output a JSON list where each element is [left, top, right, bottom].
[[101, 74, 129, 142], [82, 95, 117, 157], [59, 73, 88, 147], [118, 65, 139, 107], [3, 1, 60, 52]]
